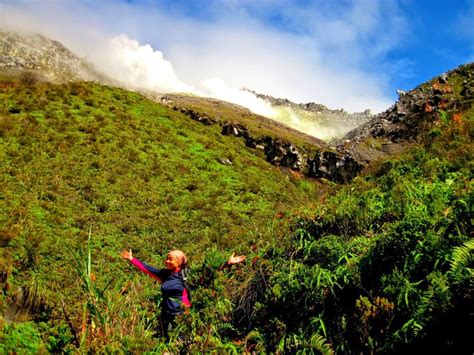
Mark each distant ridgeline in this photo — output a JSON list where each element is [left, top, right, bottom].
[[3, 29, 471, 184]]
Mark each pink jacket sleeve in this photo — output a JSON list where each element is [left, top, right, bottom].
[[130, 258, 162, 282]]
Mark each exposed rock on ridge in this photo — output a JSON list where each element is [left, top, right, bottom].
[[308, 151, 363, 183], [220, 122, 307, 170], [313, 63, 474, 181], [168, 102, 311, 171], [0, 29, 111, 83]]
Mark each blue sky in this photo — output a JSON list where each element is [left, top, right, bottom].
[[1, 0, 473, 112], [139, 0, 473, 91]]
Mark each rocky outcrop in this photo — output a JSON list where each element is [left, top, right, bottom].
[[262, 139, 306, 170], [312, 63, 474, 181], [308, 151, 363, 183], [341, 63, 473, 160], [0, 29, 111, 83], [246, 89, 330, 114], [174, 106, 215, 126], [165, 101, 312, 171], [221, 122, 307, 171], [221, 122, 249, 138], [221, 120, 365, 180]]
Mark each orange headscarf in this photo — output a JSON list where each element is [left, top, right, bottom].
[[169, 250, 188, 268]]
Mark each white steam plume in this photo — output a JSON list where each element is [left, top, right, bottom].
[[99, 34, 276, 118], [200, 78, 277, 117], [0, 1, 398, 114], [98, 34, 195, 94]]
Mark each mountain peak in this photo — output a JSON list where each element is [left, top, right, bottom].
[[0, 29, 111, 83]]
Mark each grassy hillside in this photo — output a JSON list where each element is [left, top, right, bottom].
[[0, 79, 318, 251], [0, 78, 319, 351], [0, 67, 472, 353]]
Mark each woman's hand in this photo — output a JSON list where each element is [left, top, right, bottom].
[[228, 252, 246, 265], [121, 249, 133, 261]]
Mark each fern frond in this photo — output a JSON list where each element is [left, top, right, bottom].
[[401, 318, 424, 336], [449, 239, 474, 274], [309, 333, 335, 355]]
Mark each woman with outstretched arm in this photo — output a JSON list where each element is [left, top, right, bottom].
[[120, 249, 245, 339]]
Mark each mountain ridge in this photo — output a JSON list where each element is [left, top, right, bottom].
[[2, 29, 471, 184], [244, 88, 373, 142], [309, 62, 474, 181], [0, 29, 112, 84]]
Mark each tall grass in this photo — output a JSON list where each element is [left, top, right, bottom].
[[69, 227, 155, 351]]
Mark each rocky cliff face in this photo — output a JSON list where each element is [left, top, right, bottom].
[[0, 29, 110, 83], [311, 63, 474, 181], [307, 151, 363, 183], [220, 122, 308, 170]]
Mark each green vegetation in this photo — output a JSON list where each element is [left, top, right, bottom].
[[0, 71, 472, 353], [0, 77, 316, 352], [251, 128, 472, 352]]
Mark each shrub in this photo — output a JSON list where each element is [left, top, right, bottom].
[[19, 71, 39, 86], [0, 321, 45, 353]]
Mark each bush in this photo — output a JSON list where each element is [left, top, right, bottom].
[[0, 321, 45, 353], [19, 71, 39, 86]]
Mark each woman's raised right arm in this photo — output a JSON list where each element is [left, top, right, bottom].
[[121, 249, 162, 282]]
